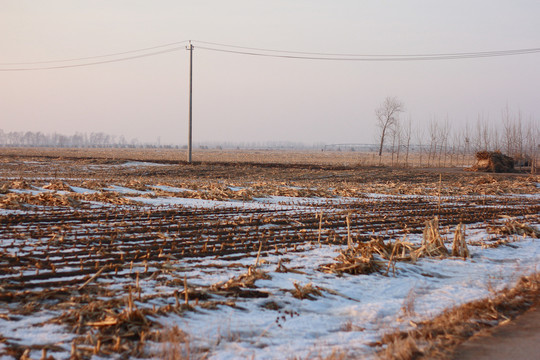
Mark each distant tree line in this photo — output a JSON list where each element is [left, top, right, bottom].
[[0, 130, 177, 149], [375, 98, 539, 169], [0, 130, 327, 151]]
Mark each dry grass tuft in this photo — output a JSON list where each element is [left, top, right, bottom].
[[400, 288, 418, 318], [374, 272, 540, 359], [289, 348, 349, 360], [379, 335, 423, 360], [157, 326, 208, 360]]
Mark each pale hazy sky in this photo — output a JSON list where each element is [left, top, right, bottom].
[[1, 1, 539, 145]]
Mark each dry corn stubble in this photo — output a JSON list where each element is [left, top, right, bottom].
[[290, 282, 323, 300], [0, 192, 82, 209], [210, 265, 270, 291], [1, 149, 539, 359], [320, 219, 472, 277], [319, 245, 384, 276], [488, 219, 540, 238], [42, 181, 72, 191], [415, 217, 449, 258], [451, 223, 469, 258]]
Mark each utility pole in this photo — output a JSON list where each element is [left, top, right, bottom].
[[187, 41, 193, 163]]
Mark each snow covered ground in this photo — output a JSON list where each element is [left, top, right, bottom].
[[0, 183, 538, 360], [146, 229, 539, 359]]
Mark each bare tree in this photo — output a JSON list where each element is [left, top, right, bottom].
[[474, 114, 493, 153], [463, 123, 472, 166], [438, 117, 450, 167], [428, 118, 438, 167], [414, 125, 426, 167], [375, 97, 404, 162], [451, 128, 462, 166], [524, 116, 539, 173], [502, 104, 514, 156], [391, 120, 401, 166], [403, 115, 412, 167]]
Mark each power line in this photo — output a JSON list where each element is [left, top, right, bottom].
[[196, 45, 540, 61], [0, 40, 190, 65], [1, 40, 540, 71], [194, 40, 540, 58], [0, 46, 186, 71]]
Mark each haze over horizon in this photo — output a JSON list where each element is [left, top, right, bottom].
[[1, 1, 539, 146]]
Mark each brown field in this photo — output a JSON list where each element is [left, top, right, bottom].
[[0, 146, 479, 168], [0, 147, 539, 359], [0, 147, 533, 195]]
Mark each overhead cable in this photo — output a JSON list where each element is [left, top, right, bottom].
[[0, 40, 190, 65], [196, 45, 540, 61], [1, 40, 540, 71], [194, 40, 540, 58], [0, 46, 186, 71]]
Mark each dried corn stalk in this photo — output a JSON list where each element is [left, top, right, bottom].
[[211, 265, 270, 291], [0, 183, 9, 194], [319, 247, 382, 275], [290, 282, 322, 300], [0, 192, 81, 208], [415, 217, 448, 258], [10, 180, 32, 189], [43, 181, 72, 191], [451, 223, 469, 258], [488, 220, 540, 238]]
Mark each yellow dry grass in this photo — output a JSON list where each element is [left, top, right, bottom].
[[375, 272, 540, 359]]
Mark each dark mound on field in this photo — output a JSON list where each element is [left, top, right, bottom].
[[472, 151, 514, 173]]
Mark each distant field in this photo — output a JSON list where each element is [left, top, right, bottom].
[[0, 146, 478, 168]]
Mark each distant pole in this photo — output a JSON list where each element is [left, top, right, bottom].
[[187, 41, 193, 163]]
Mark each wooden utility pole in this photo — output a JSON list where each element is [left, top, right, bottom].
[[187, 41, 193, 163]]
